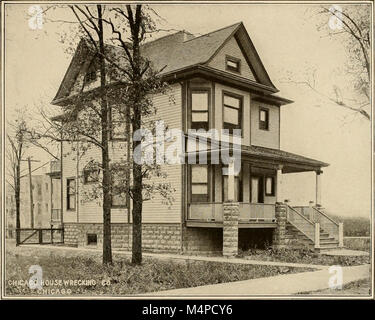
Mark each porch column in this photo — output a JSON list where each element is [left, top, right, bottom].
[[276, 165, 283, 203], [273, 203, 287, 249], [223, 161, 239, 257], [316, 170, 322, 207]]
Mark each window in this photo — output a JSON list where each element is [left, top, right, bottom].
[[110, 107, 127, 140], [191, 165, 209, 202], [45, 183, 48, 191], [223, 93, 242, 134], [259, 108, 269, 130], [111, 171, 127, 208], [225, 56, 241, 73], [67, 178, 76, 211], [191, 91, 209, 131], [265, 177, 275, 196], [84, 63, 97, 84], [83, 169, 100, 184], [87, 234, 97, 245]]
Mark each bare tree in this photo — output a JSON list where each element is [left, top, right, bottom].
[[6, 111, 29, 245], [30, 4, 175, 265], [283, 5, 371, 120]]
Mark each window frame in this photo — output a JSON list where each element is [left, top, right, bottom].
[[190, 164, 210, 203], [190, 89, 210, 132], [111, 169, 128, 209], [66, 178, 76, 211], [109, 105, 127, 141], [84, 59, 97, 84], [222, 91, 243, 135], [83, 168, 100, 185], [87, 233, 98, 245], [225, 55, 241, 73], [259, 107, 270, 131], [265, 176, 275, 196]]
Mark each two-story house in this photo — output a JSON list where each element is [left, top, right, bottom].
[[52, 22, 343, 255]]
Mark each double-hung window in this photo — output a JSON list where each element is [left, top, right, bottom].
[[191, 91, 209, 131], [67, 178, 76, 211], [191, 165, 209, 202], [223, 93, 242, 134], [259, 108, 269, 130]]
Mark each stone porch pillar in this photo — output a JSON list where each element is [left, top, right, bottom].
[[223, 202, 239, 257], [316, 170, 322, 207], [223, 161, 239, 257], [273, 202, 287, 249]]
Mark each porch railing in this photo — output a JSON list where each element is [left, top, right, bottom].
[[239, 203, 276, 221], [188, 202, 276, 222], [293, 206, 314, 221], [188, 203, 223, 221], [286, 205, 315, 242]]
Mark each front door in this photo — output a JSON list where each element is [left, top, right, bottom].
[[251, 177, 264, 203]]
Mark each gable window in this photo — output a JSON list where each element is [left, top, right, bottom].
[[223, 92, 242, 134], [66, 178, 76, 211], [225, 55, 241, 73], [265, 176, 275, 196], [83, 168, 100, 184], [111, 171, 127, 208], [191, 91, 209, 131], [84, 62, 97, 84], [259, 108, 269, 130], [191, 165, 209, 202]]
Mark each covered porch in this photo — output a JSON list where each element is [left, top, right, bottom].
[[185, 144, 329, 228]]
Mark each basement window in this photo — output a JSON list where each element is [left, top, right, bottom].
[[87, 234, 97, 245]]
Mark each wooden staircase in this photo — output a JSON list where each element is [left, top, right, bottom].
[[285, 205, 343, 251]]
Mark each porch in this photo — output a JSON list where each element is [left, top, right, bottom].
[[184, 144, 330, 228]]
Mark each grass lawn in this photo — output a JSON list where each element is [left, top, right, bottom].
[[5, 244, 312, 296], [300, 278, 372, 296], [238, 248, 370, 266]]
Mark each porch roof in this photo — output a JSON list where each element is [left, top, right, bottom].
[[185, 144, 329, 173]]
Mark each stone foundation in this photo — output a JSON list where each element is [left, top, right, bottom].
[[63, 223, 181, 253]]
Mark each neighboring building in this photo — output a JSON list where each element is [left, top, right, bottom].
[[52, 22, 343, 255], [5, 161, 62, 237]]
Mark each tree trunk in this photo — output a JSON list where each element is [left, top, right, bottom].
[[15, 163, 21, 245], [132, 109, 142, 265], [98, 5, 112, 265]]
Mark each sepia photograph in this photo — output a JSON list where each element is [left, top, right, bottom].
[[1, 0, 373, 303]]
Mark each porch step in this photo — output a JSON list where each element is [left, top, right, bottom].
[[286, 223, 339, 251]]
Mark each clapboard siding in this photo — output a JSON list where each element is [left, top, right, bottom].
[[250, 102, 280, 149], [208, 36, 256, 82], [142, 83, 182, 223], [62, 83, 182, 224]]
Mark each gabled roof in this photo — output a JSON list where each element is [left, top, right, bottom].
[[52, 22, 280, 105]]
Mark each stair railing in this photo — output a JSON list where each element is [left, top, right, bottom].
[[312, 207, 342, 244], [286, 205, 316, 243]]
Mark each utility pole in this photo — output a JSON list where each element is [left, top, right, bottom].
[[28, 157, 34, 228], [21, 157, 41, 229]]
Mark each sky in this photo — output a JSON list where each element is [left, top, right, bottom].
[[4, 3, 372, 218]]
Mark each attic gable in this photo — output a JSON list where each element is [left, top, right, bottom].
[[207, 36, 257, 82]]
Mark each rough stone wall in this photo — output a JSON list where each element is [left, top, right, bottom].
[[63, 223, 181, 253]]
